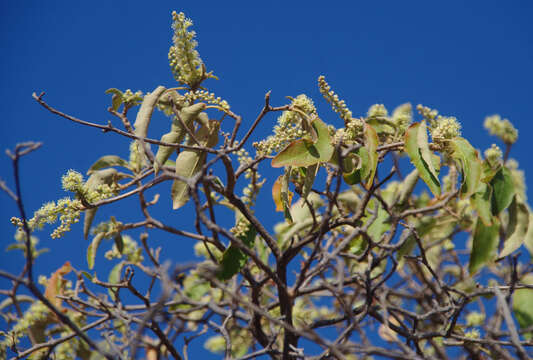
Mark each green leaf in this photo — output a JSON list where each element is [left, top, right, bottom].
[[404, 121, 441, 197], [87, 233, 104, 270], [524, 212, 533, 256], [301, 163, 318, 201], [271, 117, 334, 168], [171, 121, 219, 209], [281, 169, 294, 224], [83, 208, 97, 241], [105, 88, 123, 111], [363, 123, 378, 190], [499, 198, 529, 259], [108, 261, 124, 300], [154, 131, 181, 174], [449, 137, 482, 199], [396, 169, 419, 206], [468, 218, 499, 274], [490, 166, 515, 215], [513, 274, 533, 340], [81, 271, 93, 281], [471, 182, 493, 226], [87, 155, 130, 175], [343, 149, 367, 185], [217, 225, 257, 280], [114, 233, 124, 254]]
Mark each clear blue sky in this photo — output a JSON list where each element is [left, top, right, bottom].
[[1, 1, 532, 357]]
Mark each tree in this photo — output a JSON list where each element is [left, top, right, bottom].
[[1, 9, 533, 360]]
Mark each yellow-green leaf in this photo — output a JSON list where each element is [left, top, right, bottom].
[[271, 117, 334, 168], [404, 121, 441, 197], [363, 123, 379, 190], [513, 274, 533, 340], [301, 164, 318, 202], [108, 261, 124, 300], [87, 155, 129, 175], [449, 137, 482, 199], [105, 88, 123, 111], [154, 131, 181, 174], [87, 233, 104, 270], [469, 218, 499, 274], [171, 121, 219, 209]]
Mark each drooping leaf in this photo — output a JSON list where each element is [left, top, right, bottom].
[[171, 103, 207, 132], [363, 123, 379, 190], [525, 212, 533, 256], [499, 198, 529, 259], [301, 163, 318, 201], [108, 261, 124, 300], [154, 131, 181, 174], [468, 218, 499, 274], [114, 233, 124, 254], [83, 209, 97, 240], [171, 121, 219, 209], [87, 233, 104, 270], [87, 155, 130, 175], [396, 169, 419, 206], [449, 137, 482, 199], [271, 117, 334, 168], [513, 274, 533, 340], [44, 261, 72, 310], [471, 182, 493, 226], [217, 224, 257, 280], [404, 121, 441, 197], [81, 271, 93, 281], [281, 169, 294, 223], [490, 166, 515, 215]]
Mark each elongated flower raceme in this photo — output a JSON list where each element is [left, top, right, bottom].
[[168, 11, 204, 87]]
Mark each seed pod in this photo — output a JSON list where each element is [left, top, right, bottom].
[[83, 168, 118, 239], [171, 121, 219, 209]]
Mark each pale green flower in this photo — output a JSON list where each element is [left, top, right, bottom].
[[61, 170, 84, 193], [484, 114, 518, 144], [318, 75, 352, 123], [484, 144, 502, 166], [431, 116, 461, 141], [168, 11, 204, 86], [391, 103, 412, 132]]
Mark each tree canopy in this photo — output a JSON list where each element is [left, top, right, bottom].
[[1, 9, 533, 360]]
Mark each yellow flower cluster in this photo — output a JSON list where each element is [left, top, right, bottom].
[[122, 89, 143, 108], [484, 114, 518, 144], [184, 90, 230, 111], [430, 116, 462, 141], [1, 301, 49, 350], [253, 95, 315, 156], [484, 144, 502, 166], [11, 170, 118, 239], [168, 11, 204, 87], [230, 217, 252, 238], [367, 104, 388, 120], [416, 104, 439, 122], [317, 75, 352, 123]]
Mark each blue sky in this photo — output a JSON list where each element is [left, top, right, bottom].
[[1, 1, 532, 357]]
